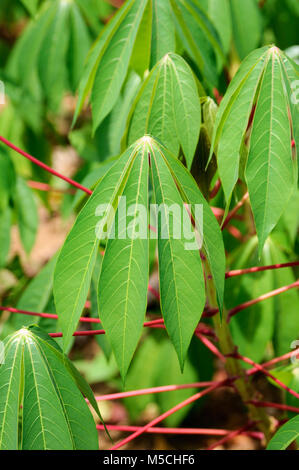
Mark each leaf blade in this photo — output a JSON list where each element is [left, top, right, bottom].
[[98, 142, 149, 379]]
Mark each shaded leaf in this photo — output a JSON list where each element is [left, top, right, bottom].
[[128, 53, 201, 168], [230, 0, 263, 60], [151, 0, 176, 66], [150, 141, 205, 368]]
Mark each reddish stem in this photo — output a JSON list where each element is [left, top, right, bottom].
[[1, 306, 215, 338], [93, 381, 215, 401], [209, 179, 221, 199], [195, 331, 226, 362], [248, 347, 299, 374], [0, 306, 100, 323], [148, 284, 160, 300], [0, 135, 92, 195]]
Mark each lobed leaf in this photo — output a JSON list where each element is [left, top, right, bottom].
[[0, 326, 99, 450], [128, 53, 201, 168]]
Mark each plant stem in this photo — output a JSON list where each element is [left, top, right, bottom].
[[205, 264, 273, 443]]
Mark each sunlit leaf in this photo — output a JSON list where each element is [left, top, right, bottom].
[[0, 326, 99, 450], [128, 53, 201, 168], [54, 143, 141, 351]]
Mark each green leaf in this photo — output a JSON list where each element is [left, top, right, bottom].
[[75, 0, 110, 35], [150, 0, 176, 66], [230, 0, 263, 60], [0, 326, 99, 450], [71, 159, 117, 210], [170, 0, 223, 86], [6, 3, 55, 102], [73, 0, 136, 125], [280, 54, 299, 166], [210, 47, 297, 249], [215, 51, 267, 200], [162, 148, 225, 311], [38, 0, 70, 108], [90, 0, 148, 132], [54, 144, 140, 351], [15, 177, 38, 254], [0, 334, 24, 450], [20, 0, 39, 16], [206, 0, 232, 54], [267, 415, 299, 450], [150, 141, 206, 368], [12, 255, 58, 330], [246, 49, 295, 255], [28, 325, 102, 421], [128, 53, 201, 168], [269, 239, 299, 356], [98, 142, 149, 379], [107, 71, 141, 156], [229, 244, 275, 364]]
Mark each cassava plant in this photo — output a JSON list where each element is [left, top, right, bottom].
[[0, 0, 298, 452]]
